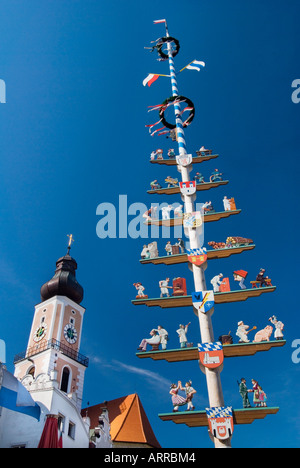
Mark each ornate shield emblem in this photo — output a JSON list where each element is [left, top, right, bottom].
[[179, 181, 196, 195], [198, 341, 224, 369], [192, 290, 214, 314], [176, 154, 192, 167], [206, 406, 234, 440], [187, 248, 207, 266], [183, 211, 202, 228]]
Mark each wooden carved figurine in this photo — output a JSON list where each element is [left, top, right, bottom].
[[150, 149, 163, 160], [250, 379, 260, 407], [157, 325, 169, 350], [168, 148, 176, 159], [176, 323, 191, 348], [233, 270, 248, 290], [133, 282, 148, 299], [193, 172, 205, 184], [258, 384, 267, 407], [159, 278, 173, 298], [170, 382, 187, 412], [238, 378, 251, 408], [223, 196, 231, 211], [141, 241, 158, 259], [150, 179, 162, 190], [140, 245, 151, 259], [268, 315, 284, 340], [210, 273, 224, 292], [253, 325, 273, 343], [236, 321, 256, 343], [165, 176, 178, 188], [249, 379, 267, 407], [179, 380, 197, 411], [255, 268, 270, 287], [174, 204, 183, 218], [137, 329, 161, 352], [209, 168, 223, 182], [202, 201, 214, 213], [198, 146, 210, 154], [162, 205, 172, 220], [175, 238, 185, 253], [223, 196, 236, 211], [165, 241, 173, 256]]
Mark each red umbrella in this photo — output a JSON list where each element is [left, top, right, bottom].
[[38, 414, 61, 448]]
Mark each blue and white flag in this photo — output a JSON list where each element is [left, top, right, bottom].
[[0, 366, 41, 420], [180, 60, 206, 72]]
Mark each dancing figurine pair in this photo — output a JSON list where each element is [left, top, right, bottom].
[[170, 380, 197, 412]]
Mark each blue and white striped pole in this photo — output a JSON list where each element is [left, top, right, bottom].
[[159, 20, 229, 448], [165, 27, 188, 155]]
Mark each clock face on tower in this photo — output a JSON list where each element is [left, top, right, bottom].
[[64, 323, 78, 344], [33, 324, 47, 342]]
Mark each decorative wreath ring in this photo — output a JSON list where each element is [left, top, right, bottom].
[[159, 96, 195, 129], [156, 37, 180, 60]]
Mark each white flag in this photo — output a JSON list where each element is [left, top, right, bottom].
[[186, 60, 205, 71], [181, 60, 206, 73]]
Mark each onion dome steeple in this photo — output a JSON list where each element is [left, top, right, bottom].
[[40, 235, 84, 305]]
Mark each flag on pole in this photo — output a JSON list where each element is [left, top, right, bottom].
[[153, 19, 166, 24], [0, 365, 41, 420], [38, 414, 60, 448], [180, 60, 206, 72], [143, 74, 160, 87], [143, 73, 170, 87]]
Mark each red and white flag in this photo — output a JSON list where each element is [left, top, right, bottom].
[[153, 19, 166, 24], [143, 74, 160, 87]]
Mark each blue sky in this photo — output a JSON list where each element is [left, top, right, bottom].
[[0, 0, 299, 448]]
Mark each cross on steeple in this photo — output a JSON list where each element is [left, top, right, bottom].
[[67, 234, 74, 255]]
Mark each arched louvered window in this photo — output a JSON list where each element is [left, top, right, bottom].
[[60, 366, 70, 393]]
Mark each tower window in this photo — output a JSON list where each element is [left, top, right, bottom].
[[28, 366, 35, 378], [68, 421, 76, 439], [58, 413, 65, 433], [60, 367, 70, 393]]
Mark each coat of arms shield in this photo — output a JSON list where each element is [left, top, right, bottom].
[[198, 341, 224, 369], [176, 154, 192, 167], [179, 181, 196, 195], [183, 211, 202, 228], [187, 248, 207, 266], [192, 290, 214, 314], [206, 406, 234, 440]]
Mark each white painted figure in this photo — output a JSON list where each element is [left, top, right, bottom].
[[210, 273, 223, 292]]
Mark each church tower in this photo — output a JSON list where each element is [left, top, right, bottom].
[[14, 239, 88, 411]]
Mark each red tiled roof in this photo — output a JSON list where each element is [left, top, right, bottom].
[[81, 393, 160, 448]]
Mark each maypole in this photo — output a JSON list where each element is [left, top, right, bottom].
[[134, 18, 282, 449], [161, 18, 229, 449]]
